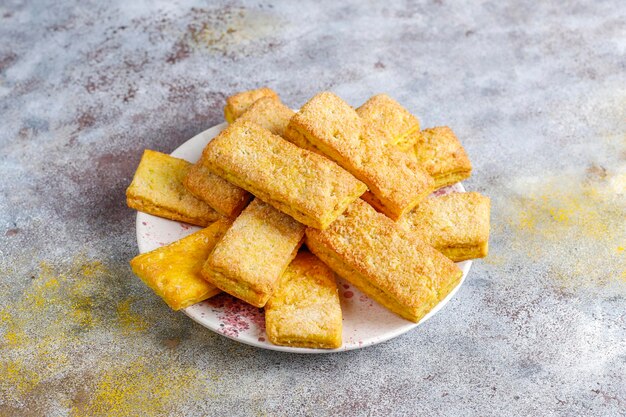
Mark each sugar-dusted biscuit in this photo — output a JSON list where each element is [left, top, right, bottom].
[[183, 159, 251, 218], [202, 199, 306, 307], [224, 87, 279, 123], [285, 92, 435, 220], [185, 97, 295, 218], [202, 121, 367, 229], [282, 123, 316, 150], [305, 199, 462, 323], [265, 251, 342, 349], [130, 219, 231, 310], [356, 94, 420, 150], [237, 96, 295, 137], [126, 150, 222, 226], [398, 192, 490, 262], [410, 126, 472, 189]]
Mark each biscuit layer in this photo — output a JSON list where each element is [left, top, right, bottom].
[[126, 150, 221, 226], [265, 251, 342, 349], [237, 96, 294, 137], [224, 87, 279, 123], [184, 159, 252, 218], [305, 199, 462, 323], [130, 219, 231, 310], [357, 94, 420, 150], [398, 192, 490, 262], [202, 199, 306, 307], [186, 96, 295, 218], [286, 92, 435, 220], [202, 121, 367, 229], [410, 126, 472, 189]]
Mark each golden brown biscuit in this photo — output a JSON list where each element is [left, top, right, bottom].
[[184, 158, 251, 218], [201, 121, 367, 229], [236, 97, 295, 137], [411, 126, 472, 188], [286, 92, 435, 220], [398, 192, 490, 261], [126, 150, 222, 226], [305, 199, 462, 323], [356, 94, 420, 150], [224, 87, 279, 123], [202, 199, 306, 307], [265, 251, 342, 349], [283, 123, 318, 151], [130, 219, 231, 310], [185, 97, 295, 218]]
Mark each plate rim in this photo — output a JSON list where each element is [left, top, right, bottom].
[[135, 122, 472, 354]]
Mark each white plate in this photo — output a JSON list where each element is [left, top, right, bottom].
[[136, 122, 471, 353]]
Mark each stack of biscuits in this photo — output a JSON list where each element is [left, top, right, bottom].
[[127, 88, 490, 349]]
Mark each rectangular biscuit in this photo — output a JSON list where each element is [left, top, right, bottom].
[[265, 251, 342, 349], [398, 192, 490, 262], [183, 160, 251, 218], [202, 121, 367, 229], [126, 150, 222, 226], [224, 87, 279, 123], [356, 94, 420, 150], [130, 219, 231, 310], [236, 96, 295, 137], [185, 97, 295, 218], [202, 199, 306, 307], [285, 92, 435, 220], [305, 199, 463, 323], [411, 126, 472, 189]]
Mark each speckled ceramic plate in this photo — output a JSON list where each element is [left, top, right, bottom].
[[136, 122, 472, 353]]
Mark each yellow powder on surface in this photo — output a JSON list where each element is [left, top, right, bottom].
[[70, 359, 207, 417], [0, 359, 42, 397], [0, 256, 214, 416], [116, 298, 149, 334], [0, 260, 105, 403], [502, 167, 625, 288]]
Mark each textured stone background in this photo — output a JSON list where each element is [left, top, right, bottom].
[[1, 0, 624, 416]]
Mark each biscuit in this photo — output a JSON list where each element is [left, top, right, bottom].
[[265, 251, 342, 349], [356, 94, 420, 150], [236, 96, 295, 137], [201, 121, 367, 229], [224, 87, 279, 123], [184, 158, 251, 218], [398, 192, 490, 261], [283, 123, 318, 151], [286, 92, 435, 220], [305, 199, 462, 323], [126, 150, 222, 226], [202, 199, 306, 307], [130, 219, 231, 310], [185, 97, 295, 218], [411, 126, 472, 188]]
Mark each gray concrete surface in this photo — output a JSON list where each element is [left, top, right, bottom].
[[1, 1, 624, 416]]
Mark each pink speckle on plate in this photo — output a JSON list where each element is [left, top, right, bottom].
[[208, 294, 265, 338], [432, 186, 457, 197]]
